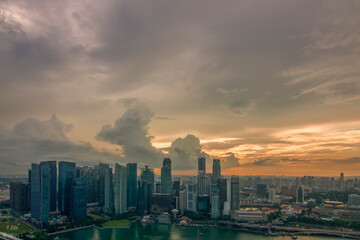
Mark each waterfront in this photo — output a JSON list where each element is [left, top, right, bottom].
[[52, 222, 344, 240]]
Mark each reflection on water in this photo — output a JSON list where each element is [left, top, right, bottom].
[[52, 222, 343, 240]]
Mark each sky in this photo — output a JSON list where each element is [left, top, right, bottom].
[[0, 0, 360, 176]]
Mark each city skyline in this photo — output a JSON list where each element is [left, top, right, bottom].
[[1, 0, 360, 176]]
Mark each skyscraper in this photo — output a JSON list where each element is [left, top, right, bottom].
[[70, 175, 87, 221], [98, 163, 109, 207], [42, 161, 57, 212], [10, 182, 30, 214], [114, 163, 127, 215], [297, 186, 304, 203], [198, 173, 211, 196], [141, 166, 155, 193], [161, 158, 172, 195], [256, 184, 267, 200], [104, 166, 114, 214], [231, 177, 239, 210], [127, 163, 137, 210], [212, 159, 221, 183], [31, 162, 52, 227], [198, 157, 206, 174], [186, 183, 197, 212], [58, 161, 76, 215], [137, 180, 151, 215]]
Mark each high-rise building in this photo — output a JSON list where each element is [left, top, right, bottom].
[[31, 162, 52, 227], [10, 182, 30, 213], [85, 167, 100, 204], [42, 161, 57, 212], [211, 195, 220, 219], [151, 193, 172, 214], [161, 158, 172, 195], [141, 166, 155, 193], [256, 184, 267, 199], [138, 180, 152, 215], [212, 159, 221, 183], [340, 173, 345, 190], [104, 166, 114, 214], [217, 178, 227, 211], [198, 173, 211, 196], [231, 177, 239, 210], [114, 163, 127, 215], [198, 157, 206, 174], [70, 176, 87, 221], [98, 163, 109, 207], [197, 195, 210, 213], [58, 161, 76, 215], [179, 189, 187, 212], [127, 163, 137, 210], [186, 183, 197, 212], [296, 186, 304, 203]]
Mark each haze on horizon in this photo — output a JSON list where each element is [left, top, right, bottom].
[[0, 0, 360, 176]]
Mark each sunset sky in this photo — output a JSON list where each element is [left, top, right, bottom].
[[0, 0, 359, 176]]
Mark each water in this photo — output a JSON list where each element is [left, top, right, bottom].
[[52, 222, 343, 240]]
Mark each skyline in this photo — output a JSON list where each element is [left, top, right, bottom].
[[1, 0, 360, 176]]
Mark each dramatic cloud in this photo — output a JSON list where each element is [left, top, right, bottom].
[[96, 101, 163, 166]]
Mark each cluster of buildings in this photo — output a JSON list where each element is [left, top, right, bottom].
[[9, 158, 360, 228]]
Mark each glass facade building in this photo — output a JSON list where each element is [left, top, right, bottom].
[[127, 163, 137, 209], [58, 161, 76, 215]]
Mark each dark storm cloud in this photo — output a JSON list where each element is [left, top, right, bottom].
[[0, 114, 121, 174]]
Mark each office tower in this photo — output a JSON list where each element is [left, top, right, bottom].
[[98, 163, 109, 207], [138, 180, 152, 215], [197, 195, 210, 213], [58, 161, 76, 215], [340, 173, 345, 190], [179, 189, 187, 213], [127, 163, 137, 209], [198, 157, 206, 174], [217, 178, 227, 211], [104, 167, 114, 214], [212, 159, 221, 183], [161, 158, 172, 195], [256, 184, 267, 199], [42, 161, 57, 212], [70, 176, 87, 221], [86, 167, 100, 204], [198, 173, 211, 195], [150, 193, 172, 214], [186, 183, 197, 212], [296, 186, 304, 203], [211, 195, 220, 219], [31, 162, 51, 227], [231, 177, 239, 210], [114, 163, 127, 215], [269, 188, 276, 202], [10, 182, 31, 214], [155, 182, 161, 193], [141, 166, 155, 193]]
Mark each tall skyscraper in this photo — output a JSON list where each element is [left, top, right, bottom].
[[10, 182, 31, 214], [231, 177, 239, 210], [42, 161, 57, 212], [58, 161, 76, 215], [186, 183, 197, 212], [212, 159, 221, 183], [114, 163, 127, 215], [98, 163, 109, 207], [141, 166, 155, 193], [217, 178, 227, 211], [70, 175, 87, 221], [31, 162, 52, 227], [198, 173, 211, 196], [127, 163, 137, 209], [297, 186, 304, 203], [179, 189, 187, 213], [161, 158, 172, 195], [137, 180, 151, 215], [198, 157, 206, 174], [86, 167, 100, 204], [104, 166, 114, 214]]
